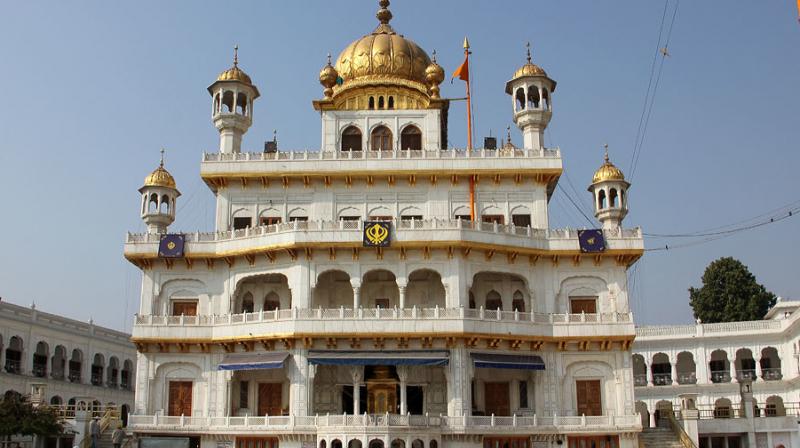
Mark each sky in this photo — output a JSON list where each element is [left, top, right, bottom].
[[0, 1, 798, 332]]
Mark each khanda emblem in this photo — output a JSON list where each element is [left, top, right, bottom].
[[363, 221, 391, 247]]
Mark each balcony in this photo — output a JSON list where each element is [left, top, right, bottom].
[[125, 219, 643, 261], [736, 369, 757, 381], [634, 374, 647, 387], [710, 371, 731, 384], [200, 148, 562, 182], [132, 307, 635, 342], [68, 370, 81, 383], [32, 364, 47, 378], [676, 373, 697, 385], [652, 373, 672, 386], [4, 359, 21, 375], [128, 412, 641, 436], [762, 368, 782, 381]]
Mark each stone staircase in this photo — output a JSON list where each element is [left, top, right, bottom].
[[639, 427, 685, 448]]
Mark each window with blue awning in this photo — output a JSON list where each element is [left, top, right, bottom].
[[471, 353, 545, 370], [307, 350, 449, 366], [217, 352, 290, 371]]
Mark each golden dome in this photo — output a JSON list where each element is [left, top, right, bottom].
[[425, 51, 445, 98], [319, 54, 339, 98], [216, 46, 253, 86], [333, 0, 432, 87], [592, 149, 626, 184], [512, 44, 548, 79], [143, 152, 177, 189]]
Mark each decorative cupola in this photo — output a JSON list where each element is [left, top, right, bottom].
[[139, 150, 180, 234], [207, 46, 260, 153], [588, 145, 630, 229], [425, 50, 445, 99], [319, 54, 339, 100], [505, 43, 556, 150]]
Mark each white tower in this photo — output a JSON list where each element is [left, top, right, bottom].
[[588, 145, 630, 229], [208, 47, 260, 153], [139, 150, 180, 234], [505, 43, 556, 151]]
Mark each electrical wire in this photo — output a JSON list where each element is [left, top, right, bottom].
[[556, 183, 595, 226]]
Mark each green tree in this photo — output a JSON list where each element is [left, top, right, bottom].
[[689, 257, 777, 323], [0, 393, 63, 438]]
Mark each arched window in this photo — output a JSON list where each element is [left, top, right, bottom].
[[512, 290, 525, 312], [148, 193, 158, 213], [469, 292, 476, 309], [388, 96, 394, 109], [609, 189, 618, 208], [371, 125, 393, 151], [50, 396, 63, 406], [527, 87, 541, 109], [33, 342, 48, 378], [400, 125, 422, 151], [264, 292, 280, 311], [515, 88, 525, 111], [160, 195, 170, 214], [485, 290, 502, 310], [241, 292, 255, 314], [91, 354, 104, 386], [69, 350, 82, 382], [378, 96, 385, 109], [222, 91, 234, 113], [368, 97, 375, 110], [598, 190, 607, 209], [236, 92, 248, 115], [341, 126, 363, 152], [5, 336, 23, 374]]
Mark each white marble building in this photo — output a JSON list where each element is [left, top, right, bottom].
[[633, 299, 800, 448], [0, 299, 136, 423], [124, 2, 645, 448]]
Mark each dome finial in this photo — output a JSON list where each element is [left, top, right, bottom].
[[327, 53, 332, 65], [432, 49, 437, 63], [233, 45, 239, 67], [603, 143, 609, 163], [160, 148, 165, 168], [526, 41, 532, 63], [507, 125, 512, 145], [376, 0, 392, 25]]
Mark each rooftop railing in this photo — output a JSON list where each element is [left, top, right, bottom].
[[134, 306, 633, 327], [202, 147, 562, 163], [636, 319, 783, 338], [126, 218, 642, 244]]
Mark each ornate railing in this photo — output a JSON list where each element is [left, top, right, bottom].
[[676, 373, 696, 385], [126, 218, 642, 244], [636, 319, 783, 338], [129, 412, 640, 432], [736, 369, 757, 381], [135, 307, 633, 327], [653, 373, 672, 386], [762, 368, 782, 381], [202, 147, 562, 163], [634, 374, 647, 387], [710, 371, 731, 383]]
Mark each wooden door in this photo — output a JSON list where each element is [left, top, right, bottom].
[[258, 383, 283, 416], [172, 301, 198, 316], [575, 380, 602, 416], [168, 381, 192, 416], [484, 382, 510, 416], [570, 298, 597, 314]]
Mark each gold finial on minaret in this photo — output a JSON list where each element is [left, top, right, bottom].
[[603, 143, 609, 163], [526, 42, 532, 63], [233, 45, 239, 67], [160, 148, 165, 168]]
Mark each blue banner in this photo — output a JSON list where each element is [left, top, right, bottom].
[[159, 234, 185, 258], [578, 229, 606, 253]]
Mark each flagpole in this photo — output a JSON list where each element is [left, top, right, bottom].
[[464, 37, 476, 221]]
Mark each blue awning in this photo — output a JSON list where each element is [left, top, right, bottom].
[[471, 353, 545, 370], [307, 350, 449, 366], [218, 352, 289, 371]]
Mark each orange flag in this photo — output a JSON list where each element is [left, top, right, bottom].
[[451, 55, 469, 82], [797, 0, 800, 22]]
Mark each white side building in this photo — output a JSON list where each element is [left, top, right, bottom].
[[633, 299, 800, 448], [0, 299, 136, 436], [124, 2, 645, 448]]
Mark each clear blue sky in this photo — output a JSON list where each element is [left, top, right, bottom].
[[1, 1, 798, 332]]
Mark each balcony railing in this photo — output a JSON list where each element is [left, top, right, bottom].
[[201, 147, 562, 163], [736, 369, 757, 381], [652, 373, 672, 386], [68, 370, 82, 383], [762, 368, 782, 381], [710, 371, 731, 383], [676, 373, 697, 385], [126, 218, 642, 245], [135, 307, 633, 327], [91, 373, 103, 386], [4, 359, 21, 375], [32, 364, 47, 378], [634, 374, 647, 387], [129, 412, 640, 433]]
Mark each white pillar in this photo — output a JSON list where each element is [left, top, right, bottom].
[[671, 362, 678, 385], [398, 286, 407, 309], [353, 286, 361, 309], [646, 362, 653, 386], [397, 366, 408, 415], [351, 366, 363, 415], [445, 348, 472, 416]]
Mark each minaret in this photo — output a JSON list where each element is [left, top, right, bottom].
[[139, 150, 180, 234], [208, 46, 260, 153], [588, 145, 630, 229], [505, 43, 556, 150]]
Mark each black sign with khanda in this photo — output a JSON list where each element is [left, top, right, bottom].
[[159, 234, 185, 258], [578, 229, 606, 253], [363, 221, 391, 247]]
